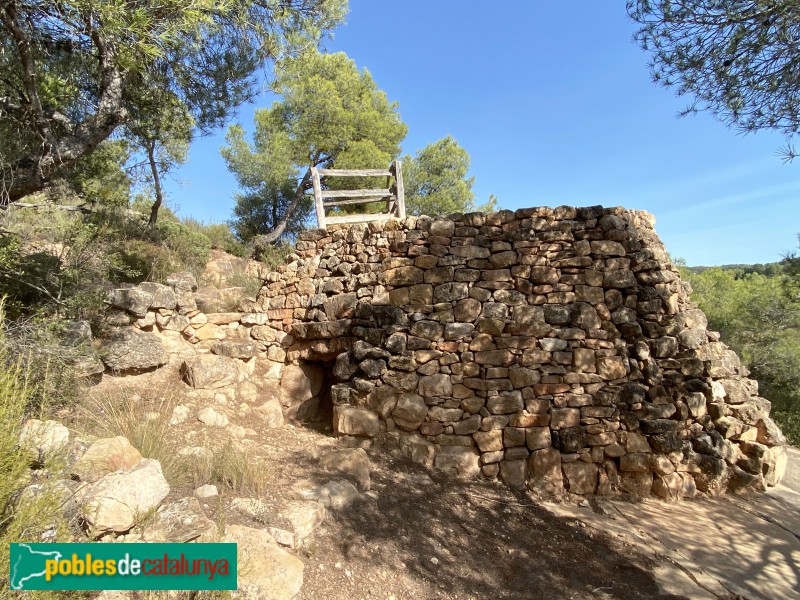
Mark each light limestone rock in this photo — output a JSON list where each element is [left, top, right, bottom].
[[70, 436, 142, 483], [198, 406, 229, 427], [223, 525, 304, 600], [528, 447, 564, 495], [195, 484, 219, 499], [255, 398, 285, 428], [231, 497, 269, 522], [282, 501, 325, 544], [434, 446, 480, 478], [301, 480, 360, 511], [79, 458, 170, 535], [280, 363, 324, 421], [333, 406, 380, 437], [18, 419, 70, 463], [170, 405, 191, 425], [562, 462, 599, 495], [141, 497, 216, 542], [181, 354, 239, 389], [99, 328, 168, 371]]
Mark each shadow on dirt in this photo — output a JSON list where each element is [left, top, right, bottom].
[[314, 449, 689, 600]]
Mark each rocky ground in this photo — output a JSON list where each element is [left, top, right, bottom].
[[27, 375, 790, 600]]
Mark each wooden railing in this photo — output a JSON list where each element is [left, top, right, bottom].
[[310, 160, 405, 229]]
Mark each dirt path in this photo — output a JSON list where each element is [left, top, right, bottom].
[[272, 435, 685, 600], [546, 448, 800, 600], [245, 424, 798, 600]]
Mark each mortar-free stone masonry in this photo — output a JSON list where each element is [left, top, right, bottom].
[[102, 205, 788, 499]]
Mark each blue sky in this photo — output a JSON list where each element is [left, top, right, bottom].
[[164, 1, 800, 266]]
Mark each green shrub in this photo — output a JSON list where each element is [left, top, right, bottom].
[[117, 239, 184, 284], [154, 219, 212, 278], [224, 268, 265, 299], [684, 266, 800, 445], [0, 189, 268, 322], [184, 220, 246, 257], [255, 242, 294, 271], [0, 307, 86, 598], [0, 206, 138, 320]]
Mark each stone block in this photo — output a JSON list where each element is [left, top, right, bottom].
[[475, 349, 514, 366], [562, 462, 598, 495], [428, 406, 464, 422], [596, 356, 626, 380], [434, 446, 480, 478], [181, 355, 239, 389], [454, 298, 482, 321], [590, 240, 626, 256], [473, 430, 504, 452], [526, 427, 552, 450], [510, 413, 550, 427], [381, 266, 424, 286], [550, 408, 580, 430], [318, 448, 371, 491], [500, 459, 527, 488], [555, 426, 586, 453], [620, 453, 650, 472], [391, 393, 428, 424], [528, 447, 563, 494], [624, 432, 651, 453], [418, 373, 453, 397], [333, 406, 380, 437], [100, 328, 168, 372], [620, 471, 654, 497], [504, 427, 526, 447], [433, 282, 469, 302], [487, 391, 524, 414], [453, 414, 482, 435]]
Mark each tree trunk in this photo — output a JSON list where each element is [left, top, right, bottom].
[[146, 141, 163, 229], [0, 3, 126, 204], [250, 170, 313, 257]]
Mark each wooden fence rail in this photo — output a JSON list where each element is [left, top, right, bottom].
[[310, 160, 405, 229]]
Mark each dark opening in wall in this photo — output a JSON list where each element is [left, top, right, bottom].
[[282, 358, 339, 432]]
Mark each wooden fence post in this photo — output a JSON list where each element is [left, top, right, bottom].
[[394, 160, 406, 220], [310, 167, 325, 229]]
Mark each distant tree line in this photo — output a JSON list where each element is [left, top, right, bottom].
[[681, 257, 800, 444]]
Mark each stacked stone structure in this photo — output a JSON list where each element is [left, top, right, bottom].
[[254, 206, 787, 499]]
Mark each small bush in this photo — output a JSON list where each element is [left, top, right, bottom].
[[0, 307, 85, 598], [154, 219, 212, 278], [255, 242, 294, 271], [186, 221, 246, 258], [117, 238, 183, 284], [224, 268, 265, 300], [0, 196, 243, 320]]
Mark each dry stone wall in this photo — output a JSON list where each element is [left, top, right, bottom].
[[255, 206, 788, 499], [99, 272, 303, 426]]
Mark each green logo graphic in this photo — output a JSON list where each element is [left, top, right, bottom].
[[9, 543, 237, 590]]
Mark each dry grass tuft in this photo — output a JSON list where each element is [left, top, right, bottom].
[[77, 388, 189, 487], [188, 442, 268, 496]]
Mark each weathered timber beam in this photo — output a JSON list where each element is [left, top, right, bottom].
[[317, 168, 392, 177], [321, 188, 391, 199]]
